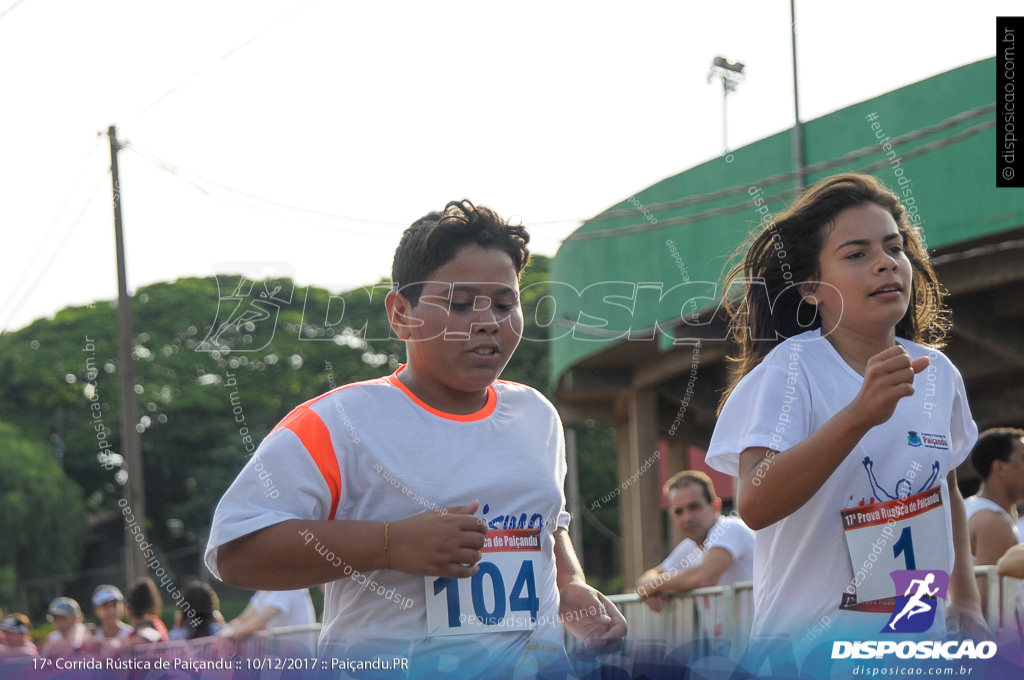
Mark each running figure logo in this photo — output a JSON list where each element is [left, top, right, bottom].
[[883, 570, 949, 633]]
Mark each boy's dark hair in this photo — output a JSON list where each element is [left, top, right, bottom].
[[391, 200, 530, 306], [719, 173, 948, 412], [970, 427, 1024, 480], [126, 577, 162, 617], [664, 470, 716, 504]]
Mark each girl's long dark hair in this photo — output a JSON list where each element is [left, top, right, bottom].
[[718, 173, 949, 413]]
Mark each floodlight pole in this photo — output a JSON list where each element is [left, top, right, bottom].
[[721, 85, 729, 154], [708, 57, 746, 155], [109, 125, 147, 583], [790, 0, 807, 189]]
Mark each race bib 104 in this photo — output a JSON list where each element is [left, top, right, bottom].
[[425, 529, 542, 637], [840, 486, 948, 607]]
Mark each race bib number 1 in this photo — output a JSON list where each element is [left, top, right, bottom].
[[425, 529, 542, 637], [840, 486, 948, 606]]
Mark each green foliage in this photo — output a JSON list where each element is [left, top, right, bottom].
[[501, 255, 552, 392], [0, 421, 87, 584], [0, 276, 402, 553], [571, 421, 622, 585], [0, 564, 16, 610]]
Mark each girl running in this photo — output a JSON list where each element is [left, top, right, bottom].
[[706, 173, 986, 655]]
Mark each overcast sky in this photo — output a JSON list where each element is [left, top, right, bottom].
[[0, 0, 1013, 333]]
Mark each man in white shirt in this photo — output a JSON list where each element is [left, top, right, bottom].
[[964, 428, 1024, 627], [219, 588, 316, 652], [636, 471, 754, 612], [964, 428, 1024, 565]]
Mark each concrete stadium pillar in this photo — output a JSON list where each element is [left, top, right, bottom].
[[617, 387, 665, 587]]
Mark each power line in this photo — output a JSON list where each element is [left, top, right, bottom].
[[127, 143, 407, 226], [0, 0, 29, 20], [0, 136, 107, 328], [124, 144, 412, 238], [125, 144, 598, 244], [131, 0, 317, 121], [0, 171, 109, 332], [110, 105, 995, 255]]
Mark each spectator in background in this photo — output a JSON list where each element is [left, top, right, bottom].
[[87, 585, 132, 652], [41, 598, 87, 657], [123, 578, 169, 644], [636, 471, 755, 612], [0, 614, 39, 660], [218, 589, 315, 651], [965, 428, 1024, 565], [170, 582, 224, 640]]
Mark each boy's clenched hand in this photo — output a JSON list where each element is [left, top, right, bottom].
[[390, 500, 488, 578]]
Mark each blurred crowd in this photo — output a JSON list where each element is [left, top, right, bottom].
[[0, 577, 315, 665]]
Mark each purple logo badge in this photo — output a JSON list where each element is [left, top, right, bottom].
[[882, 570, 949, 633]]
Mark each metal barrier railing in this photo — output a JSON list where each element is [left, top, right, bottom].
[[18, 568, 1015, 677], [597, 581, 753, 653], [975, 564, 1022, 632], [122, 623, 321, 660], [594, 567, 1020, 653]]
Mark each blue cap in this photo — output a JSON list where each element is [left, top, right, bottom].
[[92, 585, 124, 608], [47, 597, 81, 620]]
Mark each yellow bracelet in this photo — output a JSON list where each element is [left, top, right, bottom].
[[384, 521, 391, 570]]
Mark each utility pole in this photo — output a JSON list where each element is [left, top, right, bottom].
[[790, 0, 807, 190], [108, 125, 147, 584]]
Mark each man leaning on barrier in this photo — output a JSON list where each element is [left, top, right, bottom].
[[964, 428, 1024, 566], [636, 471, 755, 612]]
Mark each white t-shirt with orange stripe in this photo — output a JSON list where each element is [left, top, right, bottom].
[[206, 368, 573, 676]]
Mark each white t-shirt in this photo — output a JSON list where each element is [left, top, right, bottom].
[[964, 495, 1019, 535], [660, 515, 755, 586], [963, 495, 1019, 566], [248, 589, 316, 650], [94, 621, 132, 643], [111, 622, 133, 640], [206, 369, 573, 677], [706, 329, 977, 648], [43, 623, 87, 655], [249, 589, 316, 629]]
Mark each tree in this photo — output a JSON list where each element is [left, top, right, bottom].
[[0, 256, 623, 593], [0, 421, 87, 602]]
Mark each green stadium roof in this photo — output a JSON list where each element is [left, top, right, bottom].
[[549, 58, 1015, 388]]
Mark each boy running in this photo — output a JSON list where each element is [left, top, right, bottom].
[[206, 201, 625, 677]]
